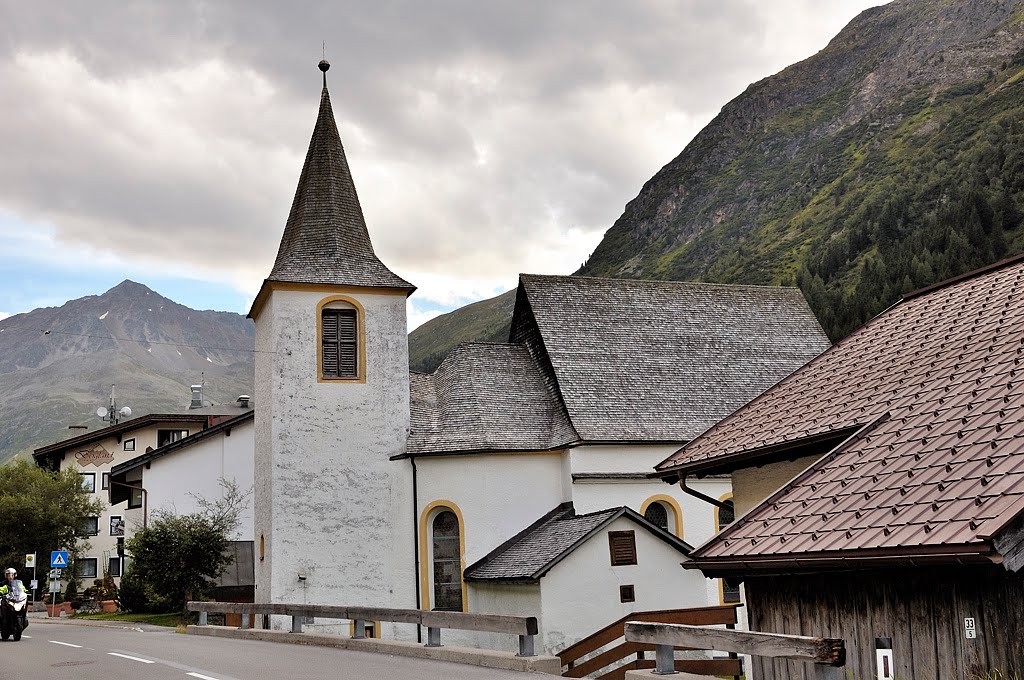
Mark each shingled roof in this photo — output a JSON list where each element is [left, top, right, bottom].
[[404, 343, 579, 456], [676, 254, 1024, 575], [464, 503, 692, 582], [511, 275, 830, 443], [259, 64, 413, 301]]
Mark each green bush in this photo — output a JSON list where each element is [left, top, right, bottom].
[[116, 570, 147, 613]]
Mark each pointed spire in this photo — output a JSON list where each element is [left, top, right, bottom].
[[266, 61, 414, 292]]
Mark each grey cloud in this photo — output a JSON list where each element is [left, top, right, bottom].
[[0, 0, 887, 301]]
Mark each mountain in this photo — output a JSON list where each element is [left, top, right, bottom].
[[0, 281, 254, 463], [410, 0, 1024, 372]]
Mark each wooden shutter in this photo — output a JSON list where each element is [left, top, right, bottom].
[[608, 530, 637, 566], [321, 308, 358, 379]]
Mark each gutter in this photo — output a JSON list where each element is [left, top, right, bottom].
[[679, 475, 732, 511]]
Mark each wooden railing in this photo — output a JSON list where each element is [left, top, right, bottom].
[[186, 601, 539, 657], [624, 621, 845, 679], [557, 605, 742, 679]]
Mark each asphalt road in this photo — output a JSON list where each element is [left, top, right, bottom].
[[6, 618, 542, 680]]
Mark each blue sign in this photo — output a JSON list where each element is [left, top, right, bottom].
[[50, 551, 68, 568]]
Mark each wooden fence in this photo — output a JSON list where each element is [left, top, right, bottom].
[[558, 605, 742, 679], [624, 621, 845, 679], [186, 601, 539, 656]]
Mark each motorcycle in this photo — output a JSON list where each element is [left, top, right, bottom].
[[0, 582, 28, 641]]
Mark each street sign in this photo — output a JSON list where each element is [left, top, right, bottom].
[[50, 551, 69, 568], [25, 554, 34, 568], [49, 581, 60, 594], [30, 580, 38, 591]]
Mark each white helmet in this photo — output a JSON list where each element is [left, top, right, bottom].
[[3, 568, 15, 578]]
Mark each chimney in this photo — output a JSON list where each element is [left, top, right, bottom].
[[237, 395, 251, 409], [190, 384, 204, 409]]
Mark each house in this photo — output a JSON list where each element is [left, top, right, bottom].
[[654, 253, 1024, 679], [249, 59, 832, 655], [108, 410, 255, 604], [33, 400, 248, 586]]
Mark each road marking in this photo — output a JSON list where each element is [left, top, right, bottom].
[[50, 640, 82, 648], [187, 673, 222, 680], [108, 652, 155, 663], [21, 635, 30, 638]]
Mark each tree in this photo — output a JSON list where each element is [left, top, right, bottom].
[[125, 479, 249, 618], [0, 459, 103, 575]]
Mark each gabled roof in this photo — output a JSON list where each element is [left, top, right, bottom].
[[404, 343, 578, 457], [464, 503, 693, 583], [33, 413, 212, 469], [677, 253, 1024, 574], [111, 410, 253, 476], [511, 275, 830, 443], [252, 64, 413, 317]]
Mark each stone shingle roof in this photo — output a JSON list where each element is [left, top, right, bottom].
[[267, 82, 413, 291], [464, 503, 691, 582], [678, 254, 1024, 574], [406, 343, 578, 456], [512, 275, 830, 443]]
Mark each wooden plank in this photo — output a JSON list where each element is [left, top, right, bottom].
[[907, 569, 938, 680], [595, 659, 635, 680], [624, 622, 844, 664], [980, 567, 1008, 674], [678, 657, 744, 675], [556, 604, 740, 664], [747, 579, 769, 680], [933, 571, 959, 680], [418, 610, 534, 634], [954, 570, 988, 678], [563, 641, 652, 678]]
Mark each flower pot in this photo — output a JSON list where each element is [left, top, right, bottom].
[[100, 600, 118, 613], [46, 603, 62, 618], [63, 602, 74, 615]]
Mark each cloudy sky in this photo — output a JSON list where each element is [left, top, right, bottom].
[[0, 1, 886, 329]]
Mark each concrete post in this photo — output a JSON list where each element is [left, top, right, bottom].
[[653, 644, 676, 675], [291, 615, 303, 633], [353, 619, 366, 639], [198, 611, 208, 626], [517, 634, 535, 657], [425, 627, 441, 647]]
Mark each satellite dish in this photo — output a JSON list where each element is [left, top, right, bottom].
[[96, 407, 108, 419], [119, 406, 132, 418]]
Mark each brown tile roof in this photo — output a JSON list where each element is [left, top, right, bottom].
[[675, 254, 1024, 572], [264, 77, 414, 293], [658, 253, 1024, 476]]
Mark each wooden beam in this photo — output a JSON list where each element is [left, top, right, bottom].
[[625, 622, 845, 665]]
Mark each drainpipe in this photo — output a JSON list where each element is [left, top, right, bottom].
[[679, 475, 731, 511], [411, 455, 422, 643]]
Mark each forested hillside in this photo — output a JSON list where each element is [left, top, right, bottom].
[[409, 0, 1024, 371]]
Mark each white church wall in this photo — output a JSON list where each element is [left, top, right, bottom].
[[415, 452, 568, 568], [461, 582, 542, 653], [254, 287, 416, 636], [568, 443, 679, 474], [144, 419, 254, 541], [538, 516, 708, 656]]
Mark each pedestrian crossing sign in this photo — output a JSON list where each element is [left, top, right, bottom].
[[50, 551, 69, 568]]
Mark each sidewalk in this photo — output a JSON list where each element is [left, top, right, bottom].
[[26, 611, 173, 633]]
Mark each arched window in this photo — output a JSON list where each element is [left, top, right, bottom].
[[431, 510, 463, 611], [317, 296, 365, 382], [644, 502, 669, 531], [717, 498, 735, 531]]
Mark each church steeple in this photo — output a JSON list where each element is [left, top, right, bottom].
[[262, 60, 414, 298]]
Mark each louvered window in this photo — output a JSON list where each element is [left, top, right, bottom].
[[608, 530, 637, 566], [321, 308, 358, 379], [432, 510, 463, 611]]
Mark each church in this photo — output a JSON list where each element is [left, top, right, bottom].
[[248, 60, 831, 654]]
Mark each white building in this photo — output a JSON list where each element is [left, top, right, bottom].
[[33, 408, 243, 586], [246, 60, 832, 655]]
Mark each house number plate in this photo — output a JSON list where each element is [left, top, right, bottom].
[[964, 617, 976, 639]]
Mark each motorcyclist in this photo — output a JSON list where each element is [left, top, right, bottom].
[[0, 568, 27, 598]]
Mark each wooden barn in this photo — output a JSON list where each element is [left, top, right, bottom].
[[655, 253, 1024, 679]]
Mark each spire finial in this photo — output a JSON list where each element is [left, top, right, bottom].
[[319, 53, 330, 89]]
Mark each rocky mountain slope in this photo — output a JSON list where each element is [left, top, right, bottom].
[[0, 281, 254, 463], [410, 0, 1024, 372]]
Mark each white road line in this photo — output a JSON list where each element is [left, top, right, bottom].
[[49, 640, 82, 648], [187, 673, 222, 680], [108, 652, 155, 664], [21, 635, 30, 638]]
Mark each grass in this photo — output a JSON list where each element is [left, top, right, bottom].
[[69, 611, 182, 627]]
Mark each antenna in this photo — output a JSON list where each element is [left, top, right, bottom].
[[97, 384, 132, 425]]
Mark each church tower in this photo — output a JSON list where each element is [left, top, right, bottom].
[[249, 60, 416, 621]]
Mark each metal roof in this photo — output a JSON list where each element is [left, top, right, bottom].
[[679, 253, 1024, 571]]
